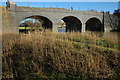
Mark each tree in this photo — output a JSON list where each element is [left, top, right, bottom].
[[113, 9, 120, 18], [106, 11, 110, 14]]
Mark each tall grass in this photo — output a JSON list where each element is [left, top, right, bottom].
[[2, 31, 120, 79]]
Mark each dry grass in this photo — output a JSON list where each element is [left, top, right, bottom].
[[2, 31, 120, 79]]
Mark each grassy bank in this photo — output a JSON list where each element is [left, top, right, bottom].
[[2, 31, 120, 80]]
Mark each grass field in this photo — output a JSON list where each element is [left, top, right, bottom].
[[2, 31, 120, 80]]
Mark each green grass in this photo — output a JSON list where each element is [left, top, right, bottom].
[[19, 27, 44, 30]]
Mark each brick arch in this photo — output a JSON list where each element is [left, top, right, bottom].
[[84, 16, 102, 23], [17, 15, 54, 32], [85, 17, 104, 32], [17, 14, 54, 26], [60, 16, 82, 32]]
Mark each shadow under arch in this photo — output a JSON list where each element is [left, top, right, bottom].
[[19, 15, 53, 33], [85, 17, 103, 32], [61, 16, 82, 32]]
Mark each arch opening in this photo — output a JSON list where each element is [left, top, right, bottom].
[[19, 15, 53, 33], [85, 18, 103, 32], [60, 16, 82, 32]]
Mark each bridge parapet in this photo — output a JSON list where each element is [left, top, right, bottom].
[[15, 6, 102, 16]]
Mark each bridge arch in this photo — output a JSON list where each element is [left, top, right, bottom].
[[85, 17, 103, 32], [61, 16, 82, 32], [18, 15, 53, 33]]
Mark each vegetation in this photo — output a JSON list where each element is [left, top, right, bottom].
[[107, 9, 120, 32], [2, 31, 120, 80]]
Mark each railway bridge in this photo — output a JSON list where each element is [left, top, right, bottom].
[[2, 3, 113, 33]]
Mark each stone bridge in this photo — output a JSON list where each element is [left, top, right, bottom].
[[2, 3, 112, 33]]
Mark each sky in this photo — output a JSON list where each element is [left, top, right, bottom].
[[1, 0, 120, 2], [1, 0, 119, 14]]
